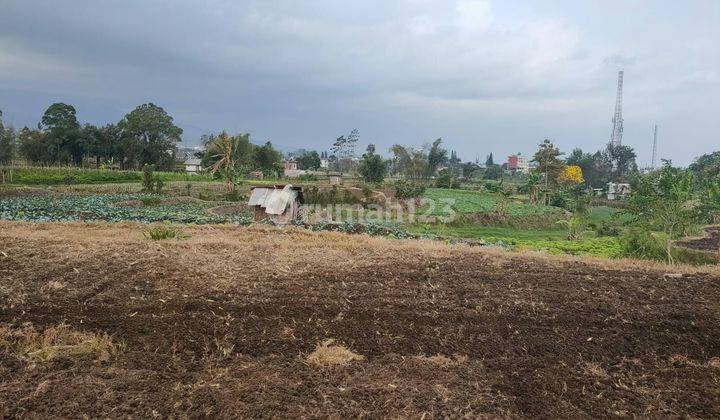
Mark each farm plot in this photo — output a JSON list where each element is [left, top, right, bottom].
[[678, 227, 720, 252], [0, 194, 250, 224], [1, 222, 719, 418], [421, 188, 563, 217]]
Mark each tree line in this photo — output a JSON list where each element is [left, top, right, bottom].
[[0, 103, 183, 170], [278, 130, 644, 190]]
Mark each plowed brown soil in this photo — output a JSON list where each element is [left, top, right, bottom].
[[1, 222, 719, 418], [679, 227, 720, 252]]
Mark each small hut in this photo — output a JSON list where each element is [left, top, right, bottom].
[[247, 185, 304, 224], [328, 172, 343, 185]]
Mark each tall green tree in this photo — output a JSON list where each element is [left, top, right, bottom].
[[688, 151, 720, 186], [82, 123, 119, 167], [18, 127, 51, 165], [461, 162, 480, 179], [427, 138, 447, 176], [627, 165, 698, 264], [253, 141, 282, 174], [0, 111, 16, 165], [40, 102, 83, 165], [331, 129, 359, 173], [566, 148, 598, 187], [358, 150, 388, 184], [117, 103, 182, 170], [297, 150, 321, 170], [701, 174, 720, 225], [602, 143, 637, 181], [523, 172, 541, 204], [483, 164, 503, 180], [485, 153, 494, 167], [390, 144, 428, 179], [208, 132, 254, 192], [532, 139, 565, 205]]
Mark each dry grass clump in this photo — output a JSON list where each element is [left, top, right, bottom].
[[306, 339, 364, 366], [414, 354, 468, 367], [0, 323, 119, 362], [41, 280, 65, 292]]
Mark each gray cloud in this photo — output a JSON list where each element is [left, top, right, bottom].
[[0, 0, 718, 164]]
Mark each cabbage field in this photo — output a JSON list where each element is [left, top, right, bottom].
[[0, 194, 250, 224]]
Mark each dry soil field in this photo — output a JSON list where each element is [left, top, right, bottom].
[[1, 222, 719, 417]]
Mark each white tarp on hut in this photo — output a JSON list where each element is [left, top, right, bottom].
[[248, 187, 271, 206], [264, 185, 298, 215]]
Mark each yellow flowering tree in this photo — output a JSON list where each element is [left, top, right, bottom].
[[559, 165, 584, 184]]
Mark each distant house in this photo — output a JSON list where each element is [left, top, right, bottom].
[[607, 182, 631, 200], [320, 158, 329, 169], [283, 160, 302, 177], [184, 158, 203, 174]]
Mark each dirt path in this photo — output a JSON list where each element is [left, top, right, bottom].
[[1, 222, 719, 418]]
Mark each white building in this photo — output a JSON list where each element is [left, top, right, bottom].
[[320, 158, 330, 169], [607, 182, 631, 200], [507, 154, 530, 173]]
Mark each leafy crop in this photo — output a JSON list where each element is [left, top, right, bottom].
[[144, 225, 188, 240], [0, 194, 251, 224]]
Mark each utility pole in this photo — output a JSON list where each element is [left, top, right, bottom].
[[610, 71, 624, 146]]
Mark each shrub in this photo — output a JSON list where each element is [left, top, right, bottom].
[[224, 190, 245, 202], [142, 164, 155, 192], [139, 195, 162, 206], [304, 185, 362, 205], [358, 153, 388, 183], [394, 179, 426, 199], [619, 228, 667, 261], [435, 168, 461, 189], [141, 164, 166, 193], [297, 173, 318, 181], [590, 219, 621, 237], [548, 191, 568, 209], [484, 182, 501, 193], [556, 217, 585, 240]]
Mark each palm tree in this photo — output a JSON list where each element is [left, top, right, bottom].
[[390, 144, 428, 179], [208, 132, 253, 193], [524, 172, 541, 205]]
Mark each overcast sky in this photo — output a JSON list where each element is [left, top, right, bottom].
[[1, 0, 718, 165]]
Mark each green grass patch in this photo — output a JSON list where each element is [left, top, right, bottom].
[[408, 222, 621, 258], [409, 223, 568, 241], [0, 166, 214, 185], [514, 237, 623, 258]]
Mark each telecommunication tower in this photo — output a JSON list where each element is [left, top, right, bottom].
[[651, 124, 658, 169], [609, 71, 624, 146]]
